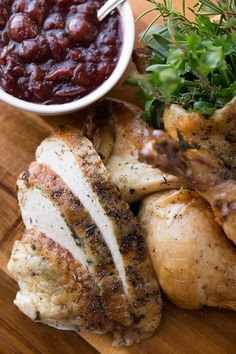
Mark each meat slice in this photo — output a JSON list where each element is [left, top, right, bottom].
[[139, 190, 236, 311], [17, 178, 89, 268], [8, 229, 107, 333], [83, 98, 181, 203], [36, 126, 162, 345], [17, 161, 131, 327]]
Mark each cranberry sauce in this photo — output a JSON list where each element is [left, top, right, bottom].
[[0, 0, 122, 104]]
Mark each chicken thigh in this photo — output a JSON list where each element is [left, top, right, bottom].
[[140, 98, 236, 245]]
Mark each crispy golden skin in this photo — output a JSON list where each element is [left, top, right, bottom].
[[164, 101, 236, 174], [46, 126, 162, 345], [139, 190, 236, 311], [17, 162, 131, 328], [11, 125, 162, 347], [140, 99, 236, 245], [8, 229, 107, 333], [83, 98, 181, 203]]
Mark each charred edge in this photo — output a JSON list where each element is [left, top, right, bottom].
[[225, 134, 236, 143], [88, 294, 107, 321], [131, 312, 146, 324], [21, 168, 30, 188], [91, 179, 146, 259], [62, 214, 85, 247], [110, 278, 122, 292], [46, 172, 116, 265], [97, 273, 123, 294], [135, 288, 161, 309], [84, 222, 113, 262], [50, 187, 64, 199], [91, 174, 122, 201], [126, 265, 145, 288], [85, 223, 96, 236], [120, 229, 146, 261], [106, 207, 122, 221]]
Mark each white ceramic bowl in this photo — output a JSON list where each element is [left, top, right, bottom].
[[0, 1, 135, 116]]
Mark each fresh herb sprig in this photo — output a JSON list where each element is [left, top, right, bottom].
[[127, 0, 236, 127]]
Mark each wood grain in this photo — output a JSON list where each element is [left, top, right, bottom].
[[0, 1, 235, 353]]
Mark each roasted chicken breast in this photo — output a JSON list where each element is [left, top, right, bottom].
[[83, 98, 181, 203], [139, 189, 236, 311]]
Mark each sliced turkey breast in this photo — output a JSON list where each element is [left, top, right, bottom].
[[8, 229, 107, 333], [83, 98, 181, 203], [35, 126, 162, 345], [17, 162, 131, 328]]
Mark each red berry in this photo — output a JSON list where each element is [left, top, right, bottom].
[[67, 15, 97, 43], [8, 13, 38, 42]]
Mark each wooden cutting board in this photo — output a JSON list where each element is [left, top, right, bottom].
[[0, 1, 236, 353]]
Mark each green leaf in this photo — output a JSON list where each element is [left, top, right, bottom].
[[219, 80, 236, 98], [187, 33, 201, 50], [142, 99, 156, 121], [146, 64, 170, 72], [140, 24, 167, 45], [126, 71, 153, 100], [141, 24, 170, 59], [151, 67, 180, 97], [199, 46, 224, 74], [167, 47, 184, 66], [192, 101, 216, 115], [152, 53, 165, 64], [167, 47, 191, 76], [214, 35, 235, 56], [196, 15, 217, 36], [127, 0, 236, 124], [152, 33, 171, 57]]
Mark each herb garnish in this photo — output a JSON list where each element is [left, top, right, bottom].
[[127, 0, 236, 127]]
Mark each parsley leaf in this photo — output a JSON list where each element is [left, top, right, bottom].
[[128, 0, 236, 125]]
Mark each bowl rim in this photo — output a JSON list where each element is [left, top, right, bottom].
[[0, 1, 135, 115]]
